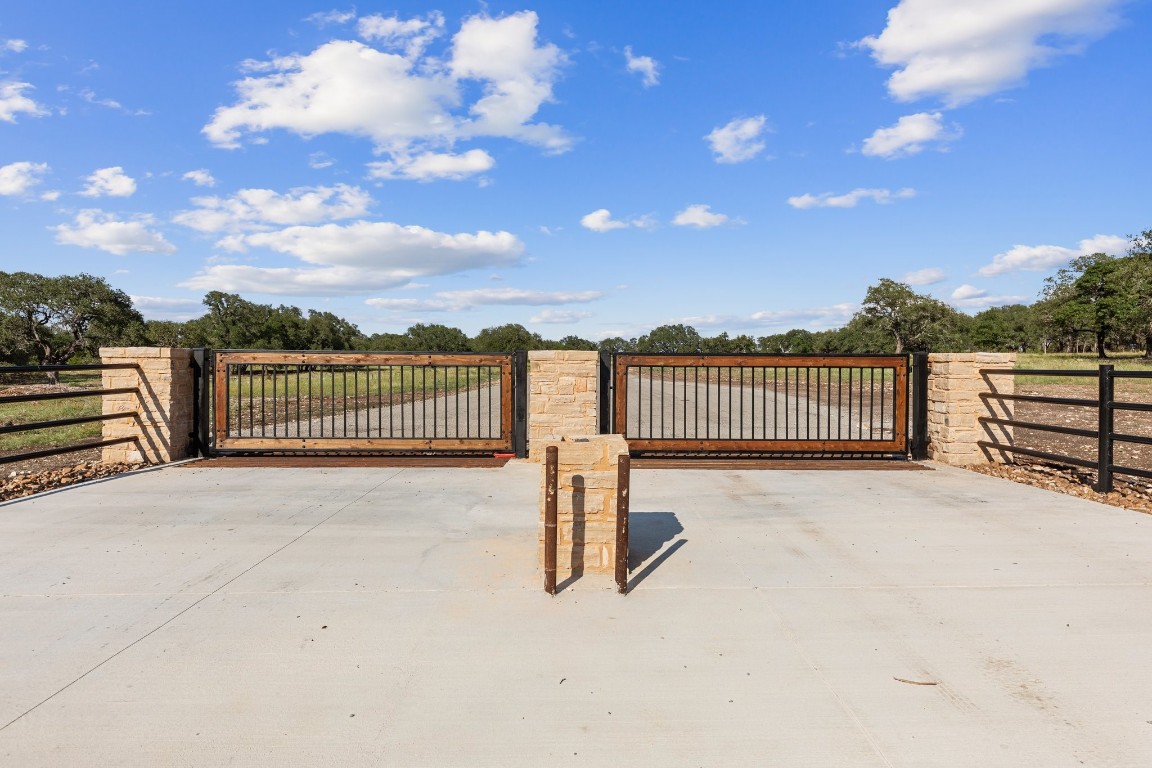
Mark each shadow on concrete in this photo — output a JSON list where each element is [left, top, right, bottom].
[[626, 511, 686, 591], [629, 511, 683, 569]]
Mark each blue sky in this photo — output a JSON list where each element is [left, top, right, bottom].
[[1, 0, 1149, 340]]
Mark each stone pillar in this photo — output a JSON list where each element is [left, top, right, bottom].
[[926, 352, 1015, 466], [537, 435, 629, 581], [100, 347, 195, 464], [527, 350, 599, 461]]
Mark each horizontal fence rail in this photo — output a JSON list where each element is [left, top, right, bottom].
[[210, 351, 516, 454], [0, 363, 140, 465], [613, 354, 908, 455], [977, 364, 1152, 492]]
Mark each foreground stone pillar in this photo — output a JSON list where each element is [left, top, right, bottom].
[[926, 352, 1015, 466], [99, 347, 195, 464], [537, 435, 629, 581], [527, 350, 599, 461]]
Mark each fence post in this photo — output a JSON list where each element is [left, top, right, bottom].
[[615, 453, 630, 594], [1094, 364, 1114, 493], [598, 350, 613, 434], [544, 445, 558, 595], [513, 350, 528, 458], [911, 352, 929, 460]]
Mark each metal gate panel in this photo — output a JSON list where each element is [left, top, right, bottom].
[[209, 351, 516, 454], [613, 354, 908, 455]]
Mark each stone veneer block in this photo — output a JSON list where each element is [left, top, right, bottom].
[[100, 347, 196, 465], [527, 350, 600, 461], [926, 352, 1015, 466], [538, 434, 629, 579]]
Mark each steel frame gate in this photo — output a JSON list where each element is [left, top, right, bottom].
[[202, 350, 526, 456], [611, 354, 910, 456]]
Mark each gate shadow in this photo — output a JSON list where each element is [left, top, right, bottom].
[[627, 511, 686, 591]]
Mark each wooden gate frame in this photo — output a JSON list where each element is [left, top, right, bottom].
[[210, 351, 518, 454], [612, 354, 909, 454]]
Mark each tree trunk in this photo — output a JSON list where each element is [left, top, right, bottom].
[[1096, 330, 1108, 358]]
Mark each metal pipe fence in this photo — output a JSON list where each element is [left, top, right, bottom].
[[977, 364, 1152, 492], [0, 364, 139, 465]]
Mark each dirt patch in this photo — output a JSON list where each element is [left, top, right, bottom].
[[967, 462, 1152, 516]]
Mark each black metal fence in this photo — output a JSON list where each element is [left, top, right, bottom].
[[0, 364, 139, 465], [977, 364, 1152, 492]]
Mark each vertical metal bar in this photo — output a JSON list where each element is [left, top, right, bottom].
[[671, 366, 676, 439], [911, 353, 928, 459], [1095, 364, 1115, 492], [868, 367, 876, 441], [353, 365, 360, 437], [694, 366, 699, 439], [660, 365, 666, 438], [728, 366, 733, 440], [513, 351, 528, 457], [421, 366, 427, 439], [544, 444, 558, 595], [880, 367, 887, 441], [615, 453, 630, 595], [598, 351, 612, 434], [739, 364, 745, 439], [454, 365, 460, 439], [773, 367, 779, 439]]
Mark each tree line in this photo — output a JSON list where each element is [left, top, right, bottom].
[[1, 228, 1148, 366]]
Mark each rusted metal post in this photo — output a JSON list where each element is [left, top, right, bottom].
[[615, 453, 630, 594], [544, 445, 558, 595]]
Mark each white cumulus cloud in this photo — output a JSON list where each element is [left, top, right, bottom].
[[182, 169, 216, 187], [367, 287, 602, 312], [367, 149, 494, 181], [54, 210, 176, 255], [3, 39, 29, 53], [858, 0, 1125, 107], [861, 112, 960, 159], [679, 303, 858, 330], [80, 166, 136, 197], [0, 81, 48, 122], [624, 46, 660, 87], [903, 267, 947, 286], [182, 221, 525, 296], [204, 11, 571, 168], [672, 204, 731, 228], [173, 184, 373, 233], [977, 233, 1129, 276], [532, 309, 593, 324], [0, 161, 49, 196], [949, 284, 1027, 309], [787, 187, 917, 209], [706, 115, 768, 163], [358, 11, 444, 58], [580, 209, 632, 232]]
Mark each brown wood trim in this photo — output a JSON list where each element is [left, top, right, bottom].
[[216, 437, 511, 451], [613, 357, 629, 435], [631, 458, 928, 470], [213, 353, 228, 443], [616, 354, 907, 369], [500, 359, 513, 444], [187, 456, 511, 468], [214, 352, 510, 367], [624, 438, 906, 452], [893, 362, 909, 449]]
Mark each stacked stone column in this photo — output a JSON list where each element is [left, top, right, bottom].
[[926, 352, 1015, 466], [99, 347, 196, 464], [527, 350, 599, 460], [537, 435, 629, 579]]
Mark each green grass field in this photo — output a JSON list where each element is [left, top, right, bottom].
[[0, 372, 105, 456], [1013, 352, 1152, 389]]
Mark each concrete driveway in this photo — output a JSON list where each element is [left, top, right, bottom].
[[1, 460, 1150, 767]]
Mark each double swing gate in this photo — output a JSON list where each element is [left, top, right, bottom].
[[200, 350, 527, 457], [609, 354, 916, 458]]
